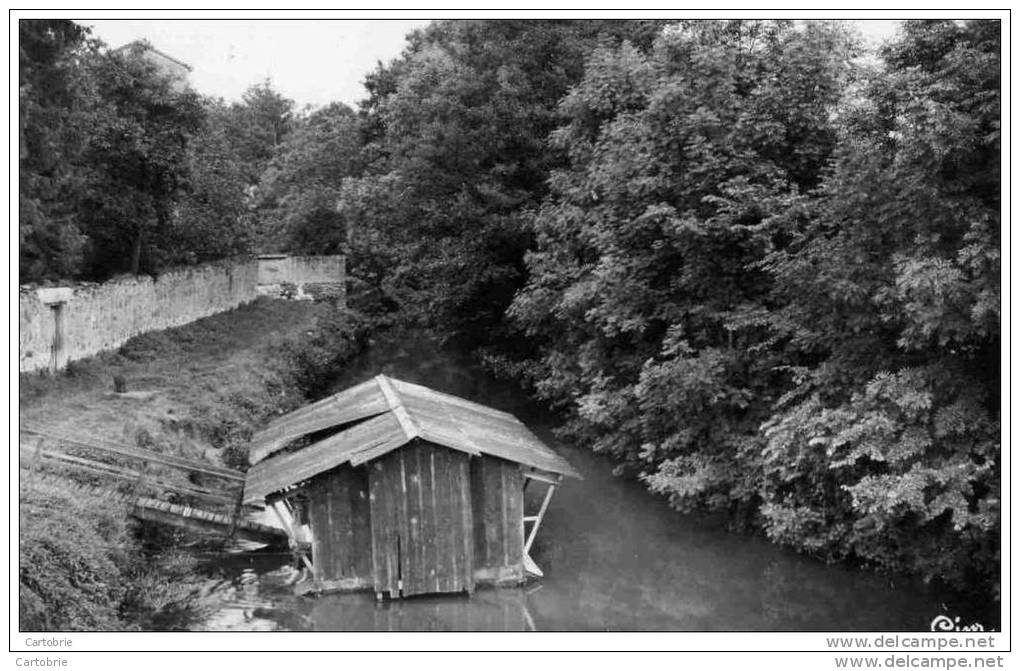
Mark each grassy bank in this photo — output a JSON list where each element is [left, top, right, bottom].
[[18, 297, 373, 630], [20, 297, 325, 469]]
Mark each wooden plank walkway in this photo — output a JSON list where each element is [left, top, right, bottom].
[[23, 469, 288, 546], [19, 423, 288, 547]]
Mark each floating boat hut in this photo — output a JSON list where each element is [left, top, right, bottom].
[[243, 374, 580, 599]]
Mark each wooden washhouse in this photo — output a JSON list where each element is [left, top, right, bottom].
[[242, 374, 581, 599]]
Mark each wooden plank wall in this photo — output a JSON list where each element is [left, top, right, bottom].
[[369, 442, 474, 597], [308, 466, 372, 588], [471, 455, 525, 585]]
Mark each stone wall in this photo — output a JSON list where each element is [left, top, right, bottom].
[[20, 259, 258, 373], [257, 254, 345, 286], [256, 255, 345, 300]]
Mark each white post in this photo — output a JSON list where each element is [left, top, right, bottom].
[[524, 481, 557, 554]]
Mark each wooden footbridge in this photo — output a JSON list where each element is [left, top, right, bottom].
[[20, 423, 287, 546]]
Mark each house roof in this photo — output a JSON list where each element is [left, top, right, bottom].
[[243, 375, 581, 504], [113, 40, 193, 72]]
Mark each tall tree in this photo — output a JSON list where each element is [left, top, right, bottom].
[[339, 19, 673, 336], [161, 98, 255, 265], [257, 102, 361, 253], [78, 47, 205, 277], [756, 19, 999, 592], [221, 80, 295, 184], [18, 19, 96, 281], [508, 20, 855, 470]]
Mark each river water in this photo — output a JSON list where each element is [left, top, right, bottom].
[[197, 335, 980, 632]]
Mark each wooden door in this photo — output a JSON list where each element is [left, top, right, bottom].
[[369, 442, 474, 597], [307, 467, 373, 589], [470, 456, 525, 584]]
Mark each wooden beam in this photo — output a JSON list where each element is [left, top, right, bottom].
[[375, 375, 420, 440], [524, 480, 557, 554], [26, 437, 45, 481], [22, 468, 288, 546], [224, 488, 245, 541], [131, 501, 288, 546], [20, 425, 244, 481], [523, 552, 544, 579], [31, 449, 237, 504], [269, 499, 296, 539], [269, 499, 314, 573], [523, 469, 560, 485], [375, 374, 402, 409]]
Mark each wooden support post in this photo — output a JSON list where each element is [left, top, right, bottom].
[[26, 437, 45, 482], [269, 499, 295, 538], [285, 497, 308, 544], [524, 479, 558, 554], [522, 602, 537, 632], [224, 487, 245, 542], [270, 499, 314, 574], [132, 460, 150, 500]]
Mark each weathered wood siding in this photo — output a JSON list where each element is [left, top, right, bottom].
[[369, 441, 474, 597], [307, 466, 373, 589], [470, 455, 525, 585]]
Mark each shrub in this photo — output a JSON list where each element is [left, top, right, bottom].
[[278, 306, 376, 399], [19, 483, 133, 630]]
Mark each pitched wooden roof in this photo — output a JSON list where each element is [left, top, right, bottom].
[[243, 374, 580, 503]]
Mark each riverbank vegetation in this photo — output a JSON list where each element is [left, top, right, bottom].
[[19, 299, 373, 629], [336, 20, 1000, 600], [20, 18, 1000, 607]]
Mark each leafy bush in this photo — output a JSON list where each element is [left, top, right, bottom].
[[19, 484, 133, 630], [19, 483, 212, 631], [117, 550, 215, 631], [501, 19, 999, 598], [278, 306, 376, 400]]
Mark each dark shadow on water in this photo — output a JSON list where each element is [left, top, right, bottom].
[[198, 332, 993, 631]]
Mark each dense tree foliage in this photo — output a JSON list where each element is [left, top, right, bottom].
[[257, 103, 361, 253], [19, 20, 98, 280], [18, 23, 288, 281], [340, 19, 999, 598], [219, 81, 296, 185], [78, 46, 206, 276], [752, 20, 1000, 593], [338, 19, 673, 338], [164, 102, 254, 265], [497, 20, 998, 596]]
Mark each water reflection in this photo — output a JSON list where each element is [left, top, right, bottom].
[[306, 589, 537, 632], [198, 334, 955, 631]]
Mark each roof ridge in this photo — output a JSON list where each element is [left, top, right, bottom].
[[113, 39, 193, 71], [375, 374, 420, 440], [387, 376, 517, 420]]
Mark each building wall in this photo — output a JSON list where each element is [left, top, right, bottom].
[[257, 255, 345, 287], [138, 49, 190, 82], [369, 442, 475, 598], [114, 42, 191, 93], [301, 448, 527, 597], [19, 259, 257, 373], [471, 455, 525, 585], [306, 466, 374, 590]]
